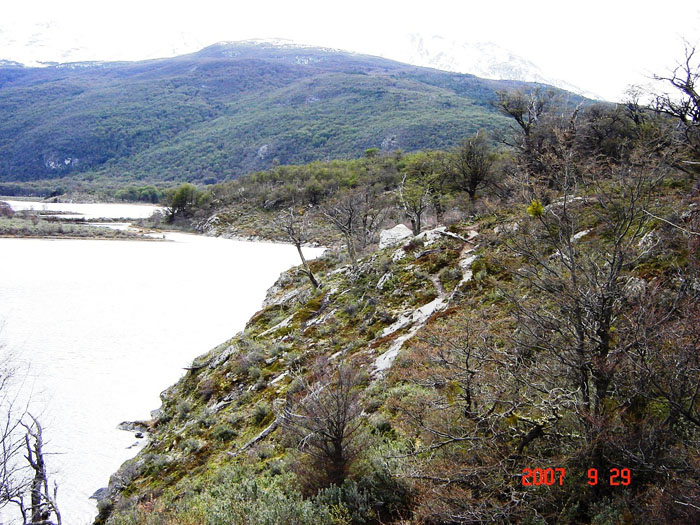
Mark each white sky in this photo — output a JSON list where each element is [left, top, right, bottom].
[[1, 0, 699, 101]]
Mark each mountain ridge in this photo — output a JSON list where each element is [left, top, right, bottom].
[[0, 41, 585, 186], [388, 34, 601, 99]]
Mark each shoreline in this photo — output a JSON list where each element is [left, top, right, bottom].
[[0, 234, 167, 241]]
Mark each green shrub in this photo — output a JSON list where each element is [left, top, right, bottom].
[[176, 400, 192, 421], [212, 424, 238, 442], [252, 403, 271, 425]]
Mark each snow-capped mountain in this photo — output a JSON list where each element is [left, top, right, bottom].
[[0, 22, 598, 100], [384, 34, 599, 99]]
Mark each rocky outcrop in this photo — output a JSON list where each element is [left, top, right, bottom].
[[379, 224, 413, 249]]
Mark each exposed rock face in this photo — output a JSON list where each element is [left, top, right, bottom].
[[257, 144, 270, 159], [377, 272, 393, 290], [117, 420, 150, 433], [379, 224, 413, 249], [381, 134, 398, 150], [415, 226, 446, 245], [90, 487, 109, 501], [373, 229, 480, 376]]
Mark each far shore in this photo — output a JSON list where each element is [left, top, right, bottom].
[[0, 233, 168, 241]]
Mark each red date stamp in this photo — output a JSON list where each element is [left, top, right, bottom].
[[522, 468, 631, 486]]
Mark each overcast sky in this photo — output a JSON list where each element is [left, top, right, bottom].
[[1, 0, 699, 101]]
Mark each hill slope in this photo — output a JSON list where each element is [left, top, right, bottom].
[[96, 181, 700, 524], [91, 89, 700, 523], [0, 41, 580, 184]]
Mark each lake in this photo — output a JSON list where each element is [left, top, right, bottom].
[[0, 202, 323, 523], [2, 199, 164, 219]]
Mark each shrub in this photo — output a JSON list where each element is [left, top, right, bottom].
[[252, 403, 271, 425], [179, 438, 205, 454], [212, 424, 238, 442], [526, 199, 544, 218], [246, 365, 262, 381], [176, 400, 192, 421]]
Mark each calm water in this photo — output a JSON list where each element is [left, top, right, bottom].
[[0, 203, 323, 523], [3, 199, 164, 219]]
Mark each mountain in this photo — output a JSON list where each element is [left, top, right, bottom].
[[386, 34, 599, 99], [0, 41, 584, 185]]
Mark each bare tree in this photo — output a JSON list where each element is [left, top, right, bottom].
[[357, 185, 390, 251], [280, 362, 365, 488], [397, 173, 431, 235], [0, 348, 60, 525], [321, 194, 361, 264], [507, 165, 654, 422], [495, 88, 554, 141], [19, 415, 61, 525], [495, 88, 564, 181], [0, 349, 27, 511], [401, 151, 450, 225], [652, 43, 700, 172], [278, 207, 320, 288], [390, 311, 574, 523], [653, 44, 700, 125]]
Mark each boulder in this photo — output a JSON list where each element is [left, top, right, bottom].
[[117, 420, 150, 433], [379, 224, 413, 249], [90, 487, 109, 501], [415, 226, 446, 245]]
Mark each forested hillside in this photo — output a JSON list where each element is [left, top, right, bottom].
[[97, 52, 700, 524], [0, 41, 582, 186]]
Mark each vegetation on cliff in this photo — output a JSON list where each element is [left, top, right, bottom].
[[96, 51, 700, 524]]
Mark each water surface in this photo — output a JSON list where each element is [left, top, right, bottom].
[[0, 224, 322, 523], [2, 199, 163, 219]]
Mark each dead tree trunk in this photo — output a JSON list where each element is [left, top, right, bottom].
[[21, 415, 61, 525], [279, 207, 321, 289], [295, 243, 320, 289]]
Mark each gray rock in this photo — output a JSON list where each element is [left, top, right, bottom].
[[379, 224, 413, 249], [90, 487, 109, 501], [377, 272, 393, 290], [117, 420, 149, 433], [415, 226, 446, 245], [638, 230, 659, 251], [381, 134, 398, 150], [494, 222, 519, 234], [209, 345, 236, 369]]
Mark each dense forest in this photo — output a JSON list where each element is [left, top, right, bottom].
[[0, 41, 580, 188], [91, 47, 700, 525]]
